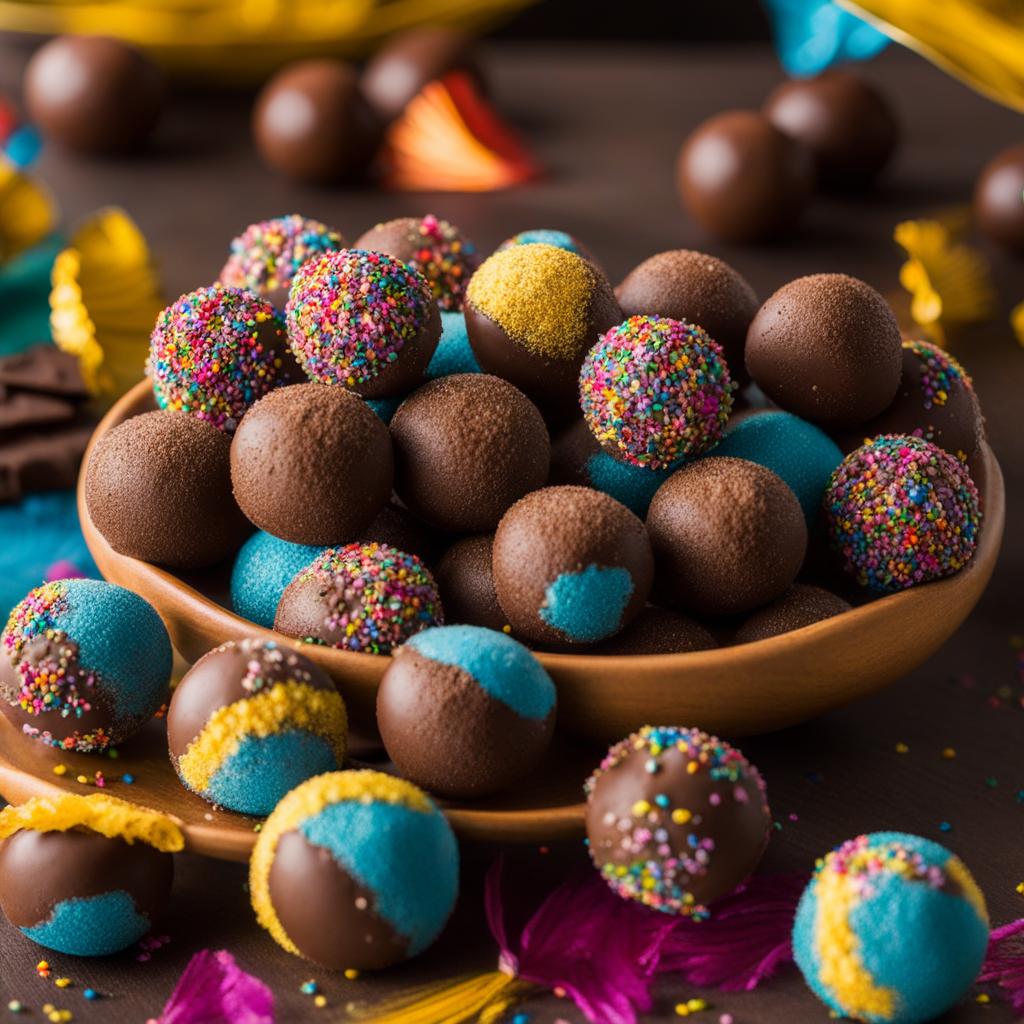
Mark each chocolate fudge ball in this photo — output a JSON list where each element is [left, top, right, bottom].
[[745, 273, 902, 427], [378, 625, 556, 798], [647, 457, 807, 616], [85, 410, 249, 569], [734, 584, 851, 643], [24, 35, 164, 154], [676, 111, 815, 243], [763, 70, 899, 189], [230, 384, 392, 546], [434, 535, 507, 631], [974, 143, 1024, 254], [593, 606, 717, 655], [390, 374, 550, 533], [492, 485, 654, 646], [615, 250, 759, 382]]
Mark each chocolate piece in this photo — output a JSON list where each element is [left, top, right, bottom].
[[734, 583, 851, 643], [763, 70, 900, 188], [0, 389, 77, 433], [676, 110, 815, 242], [85, 410, 249, 569], [594, 606, 718, 655], [0, 346, 89, 398], [646, 457, 807, 616], [745, 273, 902, 427], [974, 143, 1024, 254], [0, 421, 93, 504], [24, 35, 164, 154], [230, 384, 393, 546], [390, 374, 550, 533], [434, 535, 507, 631]]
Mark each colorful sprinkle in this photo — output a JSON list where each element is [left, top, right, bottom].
[[83, 990, 99, 1001], [903, 339, 972, 412]]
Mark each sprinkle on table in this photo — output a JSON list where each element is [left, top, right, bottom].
[[52, 764, 67, 776], [895, 742, 910, 754]]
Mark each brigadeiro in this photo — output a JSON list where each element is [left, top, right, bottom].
[[763, 70, 900, 189], [492, 485, 654, 646], [219, 215, 346, 308], [253, 59, 379, 184], [287, 249, 440, 398], [579, 315, 734, 470], [586, 726, 770, 916], [594, 607, 717, 655], [377, 625, 556, 798], [24, 35, 164, 154], [231, 533, 326, 629], [168, 639, 347, 816], [647, 457, 807, 616], [824, 434, 981, 594], [434, 535, 507, 631], [676, 110, 815, 243], [1, 579, 171, 752], [615, 250, 759, 382], [464, 243, 622, 412], [275, 543, 443, 655], [85, 410, 250, 569], [390, 374, 550, 533], [745, 273, 903, 427], [0, 794, 181, 956], [974, 142, 1024, 254], [734, 584, 851, 644], [230, 383, 392, 546], [250, 770, 458, 970], [354, 215, 480, 311], [147, 285, 287, 433]]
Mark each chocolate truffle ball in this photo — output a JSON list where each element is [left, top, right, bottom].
[[434, 535, 507, 631], [230, 384, 393, 546], [492, 486, 654, 646], [24, 35, 164, 154], [253, 59, 378, 184], [579, 315, 734, 470], [287, 249, 441, 398], [647, 457, 807, 616], [354, 215, 480, 311], [676, 110, 815, 243], [275, 543, 443, 654], [232, 533, 326, 629], [356, 501, 445, 568], [734, 584, 851, 643], [974, 143, 1024, 254], [763, 70, 899, 189], [594, 606, 717, 655], [85, 410, 250, 569], [251, 771, 458, 970], [824, 435, 981, 593], [586, 726, 770, 916], [378, 625, 556, 798], [615, 250, 759, 382], [464, 244, 622, 412], [1, 579, 171, 752], [496, 228, 595, 263], [390, 374, 550, 533], [745, 273, 902, 427], [0, 794, 179, 956], [168, 638, 347, 816]]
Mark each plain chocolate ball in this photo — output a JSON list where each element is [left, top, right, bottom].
[[734, 583, 851, 643], [974, 143, 1024, 254], [593, 606, 718, 655], [676, 110, 815, 243], [434, 535, 508, 631]]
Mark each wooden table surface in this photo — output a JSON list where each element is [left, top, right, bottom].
[[0, 40, 1022, 1024]]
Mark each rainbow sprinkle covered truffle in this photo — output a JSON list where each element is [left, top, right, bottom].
[[285, 249, 440, 397], [579, 315, 734, 470], [793, 832, 989, 1024], [585, 726, 770, 917], [219, 214, 345, 304], [250, 770, 459, 970], [274, 543, 443, 655], [0, 579, 172, 752], [824, 434, 981, 593], [148, 284, 286, 432]]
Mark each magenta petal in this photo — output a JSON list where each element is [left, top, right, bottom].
[[159, 950, 275, 1024]]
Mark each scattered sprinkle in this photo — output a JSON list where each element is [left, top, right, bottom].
[[343, 969, 359, 981], [942, 747, 956, 759], [121, 774, 135, 785], [83, 990, 99, 1002], [52, 764, 67, 776], [314, 995, 327, 1008], [939, 821, 952, 832], [54, 978, 71, 989], [895, 742, 910, 754], [300, 981, 319, 996]]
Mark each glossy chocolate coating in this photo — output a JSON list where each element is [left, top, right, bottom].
[[974, 143, 1024, 254], [593, 606, 717, 655], [676, 110, 815, 243], [734, 583, 851, 643], [434, 535, 507, 631]]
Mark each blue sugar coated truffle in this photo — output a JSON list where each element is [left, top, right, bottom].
[[426, 310, 481, 379], [367, 395, 404, 424], [584, 449, 671, 517], [230, 531, 325, 628]]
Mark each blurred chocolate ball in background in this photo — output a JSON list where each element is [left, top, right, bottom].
[[974, 143, 1024, 254]]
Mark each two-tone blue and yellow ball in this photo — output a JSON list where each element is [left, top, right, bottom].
[[793, 831, 989, 1024]]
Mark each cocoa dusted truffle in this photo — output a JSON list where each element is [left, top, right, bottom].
[[230, 384, 393, 546], [734, 584, 851, 644], [745, 273, 902, 427], [646, 457, 807, 616], [586, 726, 770, 916], [464, 244, 622, 412], [85, 410, 250, 569], [974, 143, 1024, 254], [676, 111, 815, 243], [390, 374, 550, 533], [434, 535, 507, 631], [763, 70, 900, 189], [594, 607, 717, 655], [615, 250, 759, 381], [377, 625, 556, 798], [492, 485, 654, 646]]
